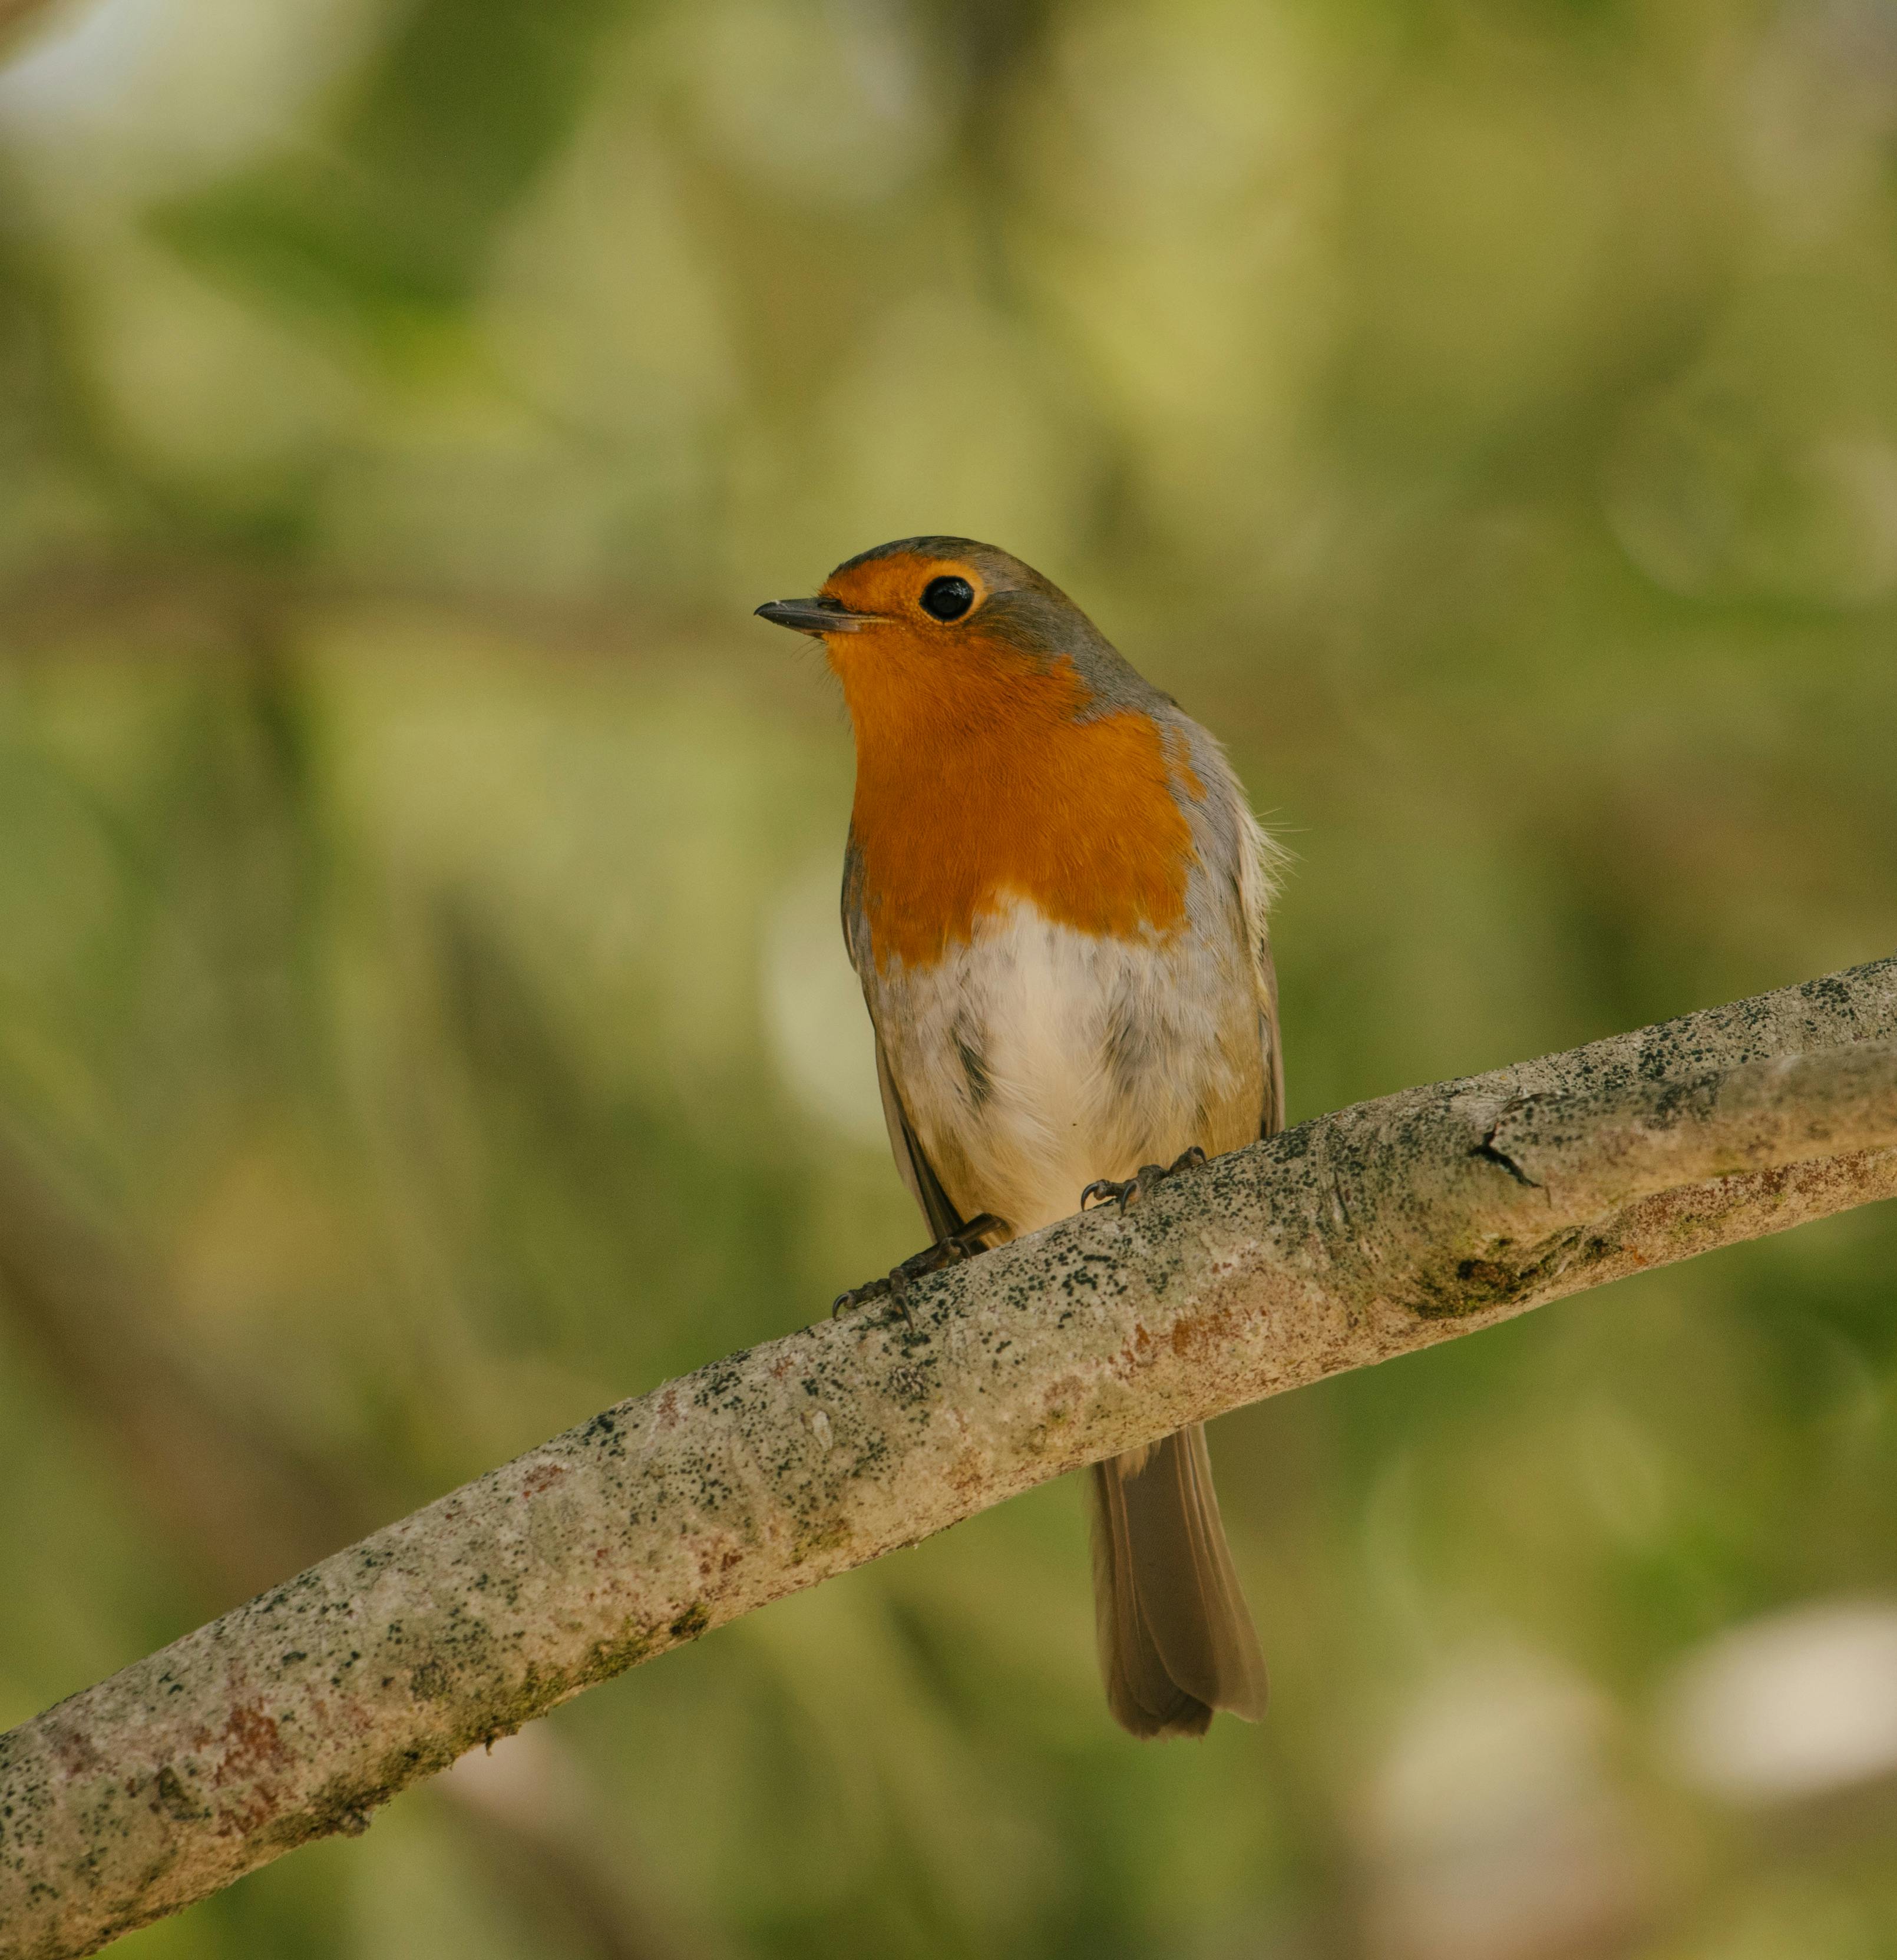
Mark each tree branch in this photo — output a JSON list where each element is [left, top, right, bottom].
[[0, 1126, 687, 1960], [5, 958, 1897, 1958]]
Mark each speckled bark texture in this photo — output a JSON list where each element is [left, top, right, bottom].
[[5, 958, 1896, 1958]]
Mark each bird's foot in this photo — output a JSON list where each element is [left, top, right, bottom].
[[833, 1215, 1007, 1324], [1081, 1148, 1208, 1214]]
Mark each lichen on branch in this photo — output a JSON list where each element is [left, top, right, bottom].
[[4, 957, 1896, 1960]]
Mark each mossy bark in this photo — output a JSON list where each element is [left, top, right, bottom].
[[4, 958, 1896, 1960]]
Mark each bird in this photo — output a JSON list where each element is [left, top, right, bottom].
[[757, 536, 1280, 1740]]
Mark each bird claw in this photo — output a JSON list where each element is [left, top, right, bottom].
[[831, 1275, 895, 1318], [832, 1215, 1007, 1325], [1081, 1147, 1209, 1214]]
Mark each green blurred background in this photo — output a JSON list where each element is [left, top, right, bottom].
[[2, 0, 1896, 1952]]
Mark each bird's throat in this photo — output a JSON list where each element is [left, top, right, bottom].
[[838, 644, 1198, 971]]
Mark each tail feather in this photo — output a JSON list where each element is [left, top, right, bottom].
[[1090, 1424, 1267, 1739]]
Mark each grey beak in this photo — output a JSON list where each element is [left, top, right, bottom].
[[755, 598, 875, 635]]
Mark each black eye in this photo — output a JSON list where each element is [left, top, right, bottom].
[[920, 574, 975, 622]]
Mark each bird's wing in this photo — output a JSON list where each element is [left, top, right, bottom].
[[1187, 726, 1287, 1143], [873, 1038, 966, 1244], [840, 828, 874, 979], [1256, 936, 1285, 1141], [841, 827, 966, 1244]]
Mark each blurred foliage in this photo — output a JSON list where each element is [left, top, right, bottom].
[[1, 0, 1896, 1955]]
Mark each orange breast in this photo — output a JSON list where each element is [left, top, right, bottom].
[[835, 632, 1198, 971]]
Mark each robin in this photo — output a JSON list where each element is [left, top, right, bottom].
[[758, 536, 1280, 1740]]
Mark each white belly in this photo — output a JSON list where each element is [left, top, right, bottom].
[[864, 896, 1263, 1237]]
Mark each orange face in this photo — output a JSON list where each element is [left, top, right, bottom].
[[797, 550, 1201, 971], [818, 549, 992, 637]]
